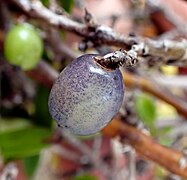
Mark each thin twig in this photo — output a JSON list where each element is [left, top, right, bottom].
[[45, 27, 79, 60], [147, 0, 187, 34], [151, 74, 187, 88], [127, 146, 136, 180], [102, 117, 187, 179], [60, 129, 111, 178], [11, 0, 136, 48], [131, 40, 187, 65], [25, 60, 59, 88], [123, 71, 187, 118]]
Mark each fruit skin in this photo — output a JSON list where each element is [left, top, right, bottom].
[[48, 54, 124, 135], [4, 24, 43, 70]]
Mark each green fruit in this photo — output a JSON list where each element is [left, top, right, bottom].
[[4, 24, 43, 70]]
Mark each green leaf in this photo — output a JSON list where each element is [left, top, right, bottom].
[[58, 0, 74, 12], [0, 118, 32, 133], [135, 93, 156, 131], [23, 155, 39, 177], [40, 0, 49, 6], [159, 137, 173, 147], [0, 126, 52, 161], [33, 85, 52, 127], [158, 127, 172, 146], [73, 174, 98, 180]]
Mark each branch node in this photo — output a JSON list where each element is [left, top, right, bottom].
[[94, 49, 138, 70]]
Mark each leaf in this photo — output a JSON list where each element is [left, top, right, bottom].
[[0, 118, 32, 133], [33, 85, 52, 127], [135, 93, 156, 130], [23, 155, 39, 177], [159, 137, 172, 147], [40, 0, 49, 6], [158, 127, 172, 146], [58, 0, 74, 12], [73, 174, 98, 180], [0, 126, 52, 161]]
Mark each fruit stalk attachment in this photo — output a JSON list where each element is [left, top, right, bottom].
[[94, 49, 138, 70]]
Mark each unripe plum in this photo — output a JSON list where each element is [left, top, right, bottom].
[[48, 54, 124, 135]]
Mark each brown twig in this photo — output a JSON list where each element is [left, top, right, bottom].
[[147, 0, 187, 34], [102, 117, 187, 178], [123, 71, 187, 118], [25, 61, 58, 89], [45, 27, 79, 60]]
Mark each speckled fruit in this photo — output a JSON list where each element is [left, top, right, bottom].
[[48, 54, 124, 135]]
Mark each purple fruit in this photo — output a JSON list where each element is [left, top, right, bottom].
[[48, 54, 124, 135]]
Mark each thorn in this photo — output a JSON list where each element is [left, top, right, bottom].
[[84, 8, 92, 23], [84, 8, 96, 27]]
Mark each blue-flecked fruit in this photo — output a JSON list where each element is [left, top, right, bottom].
[[48, 54, 124, 135]]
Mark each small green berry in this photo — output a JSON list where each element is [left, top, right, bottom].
[[4, 24, 43, 70]]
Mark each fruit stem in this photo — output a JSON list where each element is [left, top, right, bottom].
[[94, 49, 138, 70]]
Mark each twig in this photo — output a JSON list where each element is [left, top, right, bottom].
[[123, 71, 187, 118], [45, 27, 79, 60], [102, 117, 187, 178], [25, 60, 59, 89], [49, 144, 80, 162], [168, 122, 187, 139], [151, 74, 187, 88], [0, 163, 18, 180], [60, 129, 111, 178], [155, 116, 183, 129], [92, 136, 102, 158], [0, 0, 10, 30], [147, 0, 187, 34], [131, 40, 187, 65], [11, 0, 136, 48], [94, 49, 138, 70], [10, 0, 187, 66], [127, 146, 136, 180], [110, 139, 128, 180]]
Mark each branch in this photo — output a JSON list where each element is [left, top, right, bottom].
[[123, 71, 187, 118], [102, 117, 187, 178], [11, 0, 136, 48], [132, 40, 187, 65], [25, 60, 58, 89], [11, 0, 187, 66], [45, 27, 79, 60]]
